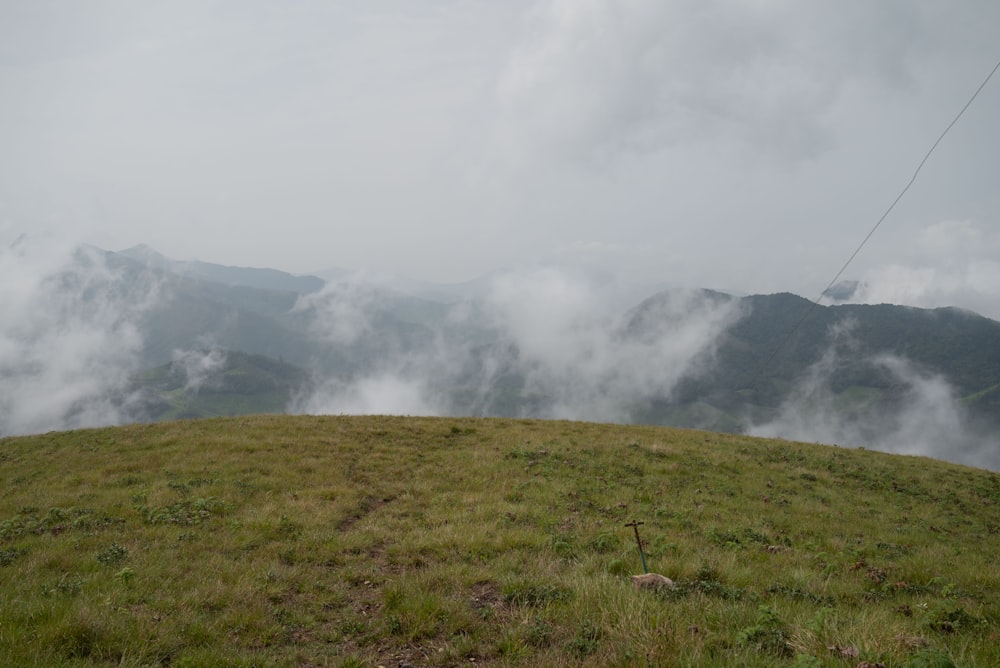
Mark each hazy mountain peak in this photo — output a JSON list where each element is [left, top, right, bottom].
[[118, 244, 173, 268], [113, 245, 325, 295]]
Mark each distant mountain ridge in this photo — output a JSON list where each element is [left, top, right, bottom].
[[118, 244, 325, 295], [649, 290, 1000, 430], [29, 245, 1000, 468]]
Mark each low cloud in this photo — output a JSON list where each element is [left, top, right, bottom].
[[292, 267, 743, 422], [749, 321, 997, 470], [481, 269, 742, 421], [0, 240, 159, 435], [171, 347, 227, 393], [852, 220, 1000, 321], [292, 279, 378, 345], [293, 373, 438, 417], [5, 237, 993, 472]]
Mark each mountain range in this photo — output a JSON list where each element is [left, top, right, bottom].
[[14, 244, 1000, 469]]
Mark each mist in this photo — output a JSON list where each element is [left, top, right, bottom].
[[171, 347, 228, 393], [748, 321, 999, 470], [290, 267, 743, 422], [0, 240, 160, 436], [288, 273, 999, 471], [2, 239, 996, 472]]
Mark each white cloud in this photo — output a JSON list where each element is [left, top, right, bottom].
[[171, 347, 227, 392], [481, 269, 742, 420], [493, 0, 933, 166], [853, 265, 937, 306], [292, 266, 743, 423], [915, 219, 990, 256], [749, 322, 997, 469], [293, 279, 377, 345], [0, 240, 159, 435], [853, 219, 1000, 319], [293, 374, 438, 417]]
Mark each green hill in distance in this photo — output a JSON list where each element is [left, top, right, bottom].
[[128, 351, 309, 421], [1, 415, 997, 666]]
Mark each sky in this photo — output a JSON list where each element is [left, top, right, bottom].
[[2, 1, 999, 318]]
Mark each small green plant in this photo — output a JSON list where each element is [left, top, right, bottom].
[[114, 567, 135, 585], [95, 542, 128, 566], [589, 530, 619, 553], [502, 581, 573, 607], [495, 629, 528, 658], [766, 583, 832, 606], [138, 497, 226, 525], [805, 606, 836, 634], [550, 534, 575, 559], [737, 605, 792, 657], [45, 574, 86, 597], [168, 480, 191, 496], [659, 576, 750, 601], [0, 546, 27, 566], [567, 620, 601, 658], [709, 526, 774, 548], [922, 605, 983, 634], [386, 613, 403, 635], [525, 616, 553, 647], [606, 557, 630, 576]]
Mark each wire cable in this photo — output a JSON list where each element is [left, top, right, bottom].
[[748, 57, 1000, 389]]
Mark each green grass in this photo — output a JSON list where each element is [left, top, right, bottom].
[[1, 415, 998, 666]]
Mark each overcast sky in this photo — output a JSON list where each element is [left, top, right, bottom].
[[2, 1, 998, 316]]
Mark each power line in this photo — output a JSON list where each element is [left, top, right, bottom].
[[821, 57, 1000, 300], [748, 57, 1000, 389]]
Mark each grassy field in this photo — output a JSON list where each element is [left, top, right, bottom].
[[1, 415, 997, 667]]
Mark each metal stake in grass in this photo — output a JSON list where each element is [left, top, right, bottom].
[[625, 520, 648, 573]]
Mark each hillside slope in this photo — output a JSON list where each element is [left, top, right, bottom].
[[1, 416, 997, 666], [630, 290, 1000, 424], [127, 351, 310, 421]]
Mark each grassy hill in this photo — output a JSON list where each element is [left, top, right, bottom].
[[1, 416, 997, 666]]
